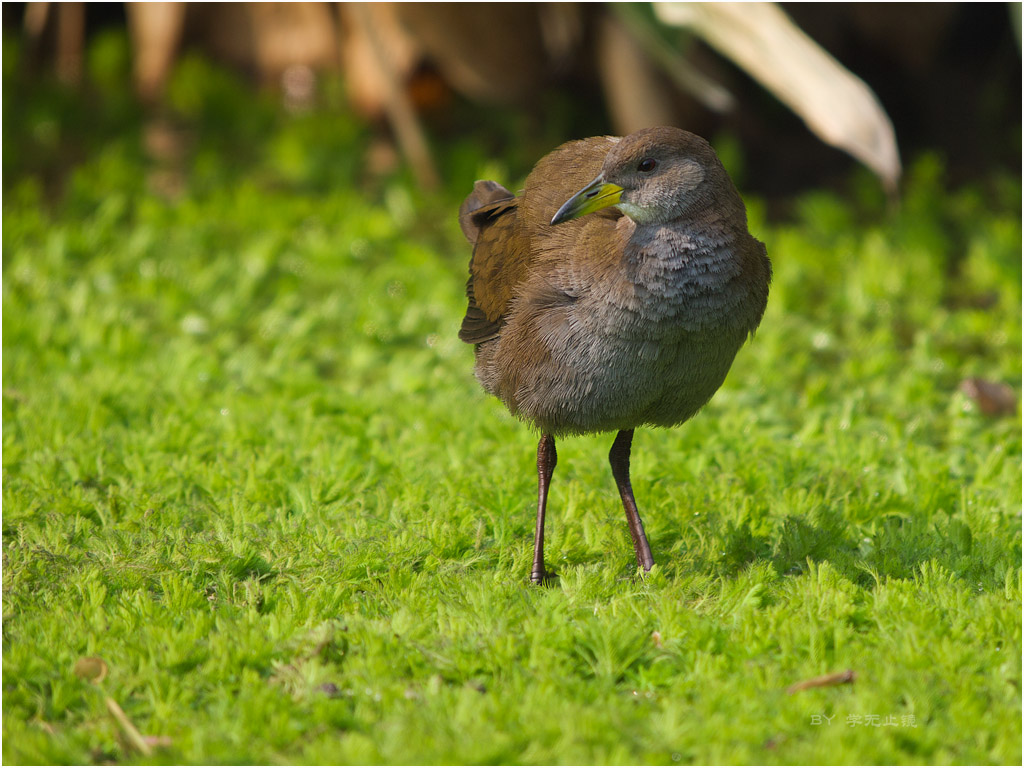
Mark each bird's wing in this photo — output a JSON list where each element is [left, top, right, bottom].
[[458, 181, 530, 344], [458, 137, 619, 345]]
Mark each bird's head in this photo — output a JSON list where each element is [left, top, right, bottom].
[[550, 127, 734, 226]]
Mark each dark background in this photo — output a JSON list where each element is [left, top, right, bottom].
[[3, 2, 1020, 199]]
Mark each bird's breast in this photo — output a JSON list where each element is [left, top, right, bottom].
[[474, 227, 767, 436]]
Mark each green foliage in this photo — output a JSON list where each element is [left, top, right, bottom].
[[3, 40, 1021, 765]]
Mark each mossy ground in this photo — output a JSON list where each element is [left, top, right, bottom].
[[3, 36, 1021, 765]]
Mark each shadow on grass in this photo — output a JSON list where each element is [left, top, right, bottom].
[[649, 504, 1015, 592]]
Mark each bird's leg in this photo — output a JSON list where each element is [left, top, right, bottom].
[[532, 433, 557, 584], [609, 429, 655, 572]]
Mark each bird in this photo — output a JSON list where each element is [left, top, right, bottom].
[[457, 126, 770, 584]]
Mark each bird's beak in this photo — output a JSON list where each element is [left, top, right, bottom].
[[550, 175, 624, 225]]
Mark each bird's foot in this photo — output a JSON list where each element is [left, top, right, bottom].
[[530, 567, 557, 586]]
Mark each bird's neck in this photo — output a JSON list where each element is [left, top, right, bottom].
[[620, 213, 760, 332], [626, 210, 747, 273]]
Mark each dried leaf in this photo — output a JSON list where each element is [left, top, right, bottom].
[[105, 697, 153, 757], [786, 669, 856, 694], [655, 2, 901, 191], [960, 378, 1017, 417], [73, 657, 108, 684], [32, 718, 56, 735]]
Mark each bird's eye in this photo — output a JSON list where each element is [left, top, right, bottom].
[[638, 158, 657, 173]]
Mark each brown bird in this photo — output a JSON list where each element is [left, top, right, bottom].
[[458, 126, 770, 583]]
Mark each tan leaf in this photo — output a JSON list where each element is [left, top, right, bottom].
[[786, 669, 856, 694], [655, 2, 901, 192], [960, 378, 1017, 417], [105, 697, 153, 757], [73, 657, 108, 684]]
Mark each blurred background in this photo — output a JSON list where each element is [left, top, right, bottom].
[[4, 9, 1022, 766], [3, 2, 1021, 207]]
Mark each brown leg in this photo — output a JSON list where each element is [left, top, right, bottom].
[[532, 433, 557, 584], [609, 429, 655, 572]]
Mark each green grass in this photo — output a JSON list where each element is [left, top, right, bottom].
[[3, 41, 1022, 765]]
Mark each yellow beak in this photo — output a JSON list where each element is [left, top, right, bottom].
[[550, 176, 624, 225]]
